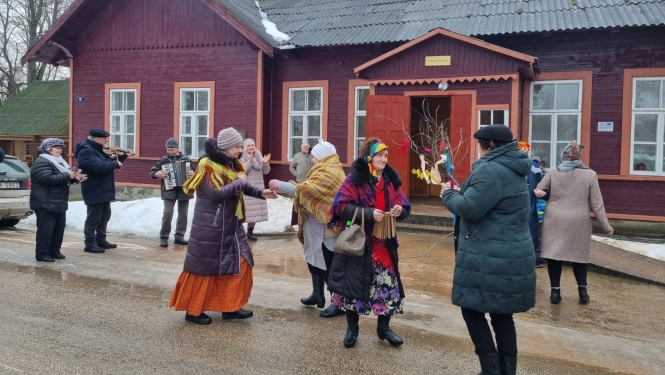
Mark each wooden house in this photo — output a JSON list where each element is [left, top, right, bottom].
[[23, 0, 665, 223]]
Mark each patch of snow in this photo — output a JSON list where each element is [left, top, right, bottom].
[[277, 44, 296, 50], [592, 235, 665, 262], [20, 196, 296, 238], [254, 1, 290, 44]]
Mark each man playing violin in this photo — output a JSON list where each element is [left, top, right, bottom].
[[74, 128, 131, 254]]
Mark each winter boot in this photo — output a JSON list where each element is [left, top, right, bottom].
[[300, 272, 325, 308], [84, 244, 105, 253], [320, 303, 345, 318], [222, 309, 254, 320], [343, 310, 359, 348], [477, 352, 501, 375], [578, 285, 590, 304], [550, 288, 562, 304], [247, 227, 258, 241], [377, 315, 403, 346], [97, 241, 117, 249], [159, 238, 168, 247], [174, 236, 188, 245], [185, 312, 212, 325], [499, 356, 517, 375]]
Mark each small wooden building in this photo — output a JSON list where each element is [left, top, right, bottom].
[[0, 80, 70, 166], [23, 0, 665, 223]]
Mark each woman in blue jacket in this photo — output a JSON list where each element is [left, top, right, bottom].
[[441, 125, 536, 375]]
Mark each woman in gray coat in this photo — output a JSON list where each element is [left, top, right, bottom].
[[442, 125, 536, 375], [534, 141, 613, 305], [240, 138, 270, 241]]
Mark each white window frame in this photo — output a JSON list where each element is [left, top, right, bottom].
[[529, 80, 583, 166], [630, 77, 665, 176], [478, 109, 509, 129], [179, 88, 210, 158], [354, 86, 370, 159], [109, 89, 137, 151], [287, 87, 323, 160]]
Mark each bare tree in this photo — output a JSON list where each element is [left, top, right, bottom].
[[0, 0, 71, 105]]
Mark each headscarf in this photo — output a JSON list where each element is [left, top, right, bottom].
[[364, 142, 388, 177]]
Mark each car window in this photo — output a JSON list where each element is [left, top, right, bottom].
[[0, 159, 28, 174]]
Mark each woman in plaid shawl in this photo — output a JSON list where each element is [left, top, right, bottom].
[[268, 142, 346, 318], [328, 137, 411, 348]]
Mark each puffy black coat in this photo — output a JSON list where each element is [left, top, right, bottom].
[[327, 158, 410, 301], [149, 154, 194, 200], [74, 139, 127, 205], [29, 151, 76, 213], [443, 141, 536, 314]]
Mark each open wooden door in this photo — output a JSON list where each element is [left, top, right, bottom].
[[449, 95, 472, 185], [366, 95, 411, 194]]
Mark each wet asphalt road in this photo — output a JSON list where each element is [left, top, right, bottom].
[[0, 266, 629, 375]]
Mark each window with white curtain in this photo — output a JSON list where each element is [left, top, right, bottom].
[[529, 80, 582, 166], [288, 87, 323, 160], [354, 86, 370, 159], [109, 90, 136, 151], [179, 88, 210, 158], [631, 78, 665, 175]]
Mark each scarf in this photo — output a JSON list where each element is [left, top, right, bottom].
[[182, 156, 247, 220], [39, 153, 71, 173], [293, 154, 345, 244], [557, 160, 585, 172], [364, 143, 388, 177]]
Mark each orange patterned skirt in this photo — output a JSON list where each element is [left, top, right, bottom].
[[169, 257, 253, 315]]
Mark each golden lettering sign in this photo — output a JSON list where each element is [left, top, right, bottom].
[[425, 56, 451, 66]]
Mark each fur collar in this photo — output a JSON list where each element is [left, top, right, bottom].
[[350, 157, 402, 188], [204, 138, 234, 166]]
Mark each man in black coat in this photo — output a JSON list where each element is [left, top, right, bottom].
[[149, 138, 194, 247], [74, 128, 129, 253]]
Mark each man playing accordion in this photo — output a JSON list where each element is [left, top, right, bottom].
[[150, 138, 195, 247]]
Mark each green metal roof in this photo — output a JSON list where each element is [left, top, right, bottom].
[[0, 80, 69, 136]]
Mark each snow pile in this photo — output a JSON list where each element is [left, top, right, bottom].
[[255, 1, 290, 43], [592, 235, 665, 262], [20, 196, 296, 238]]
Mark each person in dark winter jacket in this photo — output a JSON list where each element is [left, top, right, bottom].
[[74, 128, 130, 254], [441, 125, 536, 375], [30, 138, 86, 262], [149, 138, 194, 247], [527, 156, 547, 268], [328, 137, 411, 349], [169, 128, 278, 325]]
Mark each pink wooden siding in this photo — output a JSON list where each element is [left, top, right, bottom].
[[78, 0, 246, 52], [360, 35, 528, 80], [71, 0, 258, 185]]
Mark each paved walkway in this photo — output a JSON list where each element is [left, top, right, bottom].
[[590, 239, 665, 286]]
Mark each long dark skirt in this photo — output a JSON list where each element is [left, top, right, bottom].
[[332, 261, 404, 316]]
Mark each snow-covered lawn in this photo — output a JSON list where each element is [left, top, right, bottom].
[[592, 235, 665, 262], [19, 196, 295, 239]]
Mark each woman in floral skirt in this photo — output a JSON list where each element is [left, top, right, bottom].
[[328, 137, 411, 348]]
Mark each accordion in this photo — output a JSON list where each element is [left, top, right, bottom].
[[162, 160, 191, 190]]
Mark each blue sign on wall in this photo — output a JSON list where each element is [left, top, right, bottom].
[[76, 96, 85, 102]]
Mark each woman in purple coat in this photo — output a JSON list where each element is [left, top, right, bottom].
[[169, 128, 277, 325]]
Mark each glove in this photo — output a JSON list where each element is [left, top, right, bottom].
[[268, 179, 281, 191]]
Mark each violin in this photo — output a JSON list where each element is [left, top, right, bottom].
[[103, 146, 134, 158]]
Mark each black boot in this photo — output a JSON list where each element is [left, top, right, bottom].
[[247, 227, 258, 241], [159, 238, 168, 247], [499, 356, 517, 375], [578, 286, 590, 304], [320, 303, 345, 318], [84, 244, 105, 253], [174, 236, 188, 245], [343, 310, 359, 348], [185, 312, 212, 325], [477, 352, 501, 375], [300, 272, 325, 308], [377, 315, 403, 346], [222, 309, 254, 320], [97, 241, 117, 249], [550, 288, 561, 304]]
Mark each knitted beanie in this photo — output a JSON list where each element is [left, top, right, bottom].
[[217, 127, 244, 151], [310, 141, 336, 160], [243, 138, 255, 149], [165, 137, 178, 148], [40, 138, 66, 151]]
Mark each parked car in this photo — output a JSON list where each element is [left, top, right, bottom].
[[0, 154, 32, 227]]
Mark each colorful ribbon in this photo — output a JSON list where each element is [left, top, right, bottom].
[[364, 143, 388, 177]]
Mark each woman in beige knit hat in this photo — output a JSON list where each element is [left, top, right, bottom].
[[534, 140, 613, 305]]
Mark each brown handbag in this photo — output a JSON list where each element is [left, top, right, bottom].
[[333, 207, 366, 257]]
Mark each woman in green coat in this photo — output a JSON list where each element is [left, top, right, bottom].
[[441, 125, 536, 375]]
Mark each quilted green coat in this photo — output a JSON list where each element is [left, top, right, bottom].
[[443, 141, 536, 314]]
